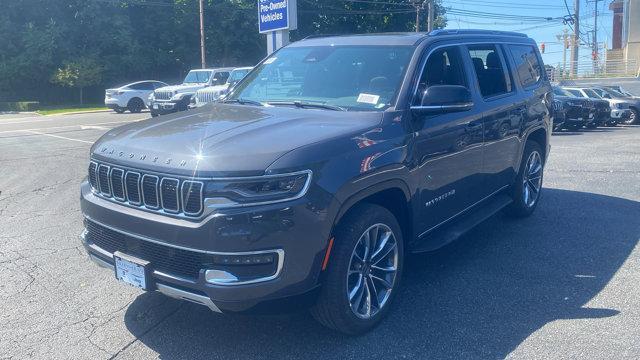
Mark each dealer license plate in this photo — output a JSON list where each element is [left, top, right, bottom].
[[114, 252, 148, 290]]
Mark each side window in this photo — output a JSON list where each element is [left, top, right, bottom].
[[567, 89, 584, 97], [212, 72, 230, 85], [415, 47, 467, 105], [508, 45, 543, 88], [467, 45, 511, 98]]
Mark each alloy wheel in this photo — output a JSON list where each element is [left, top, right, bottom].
[[347, 223, 399, 319], [522, 150, 543, 208]]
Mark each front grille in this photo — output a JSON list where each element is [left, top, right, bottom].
[[89, 161, 204, 217], [196, 90, 219, 104], [86, 220, 210, 280], [154, 90, 173, 100]]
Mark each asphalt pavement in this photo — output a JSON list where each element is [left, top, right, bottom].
[[1, 111, 639, 359]]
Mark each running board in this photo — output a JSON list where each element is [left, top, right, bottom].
[[412, 193, 513, 253]]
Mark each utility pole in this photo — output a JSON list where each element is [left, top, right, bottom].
[[199, 0, 206, 69], [427, 0, 435, 32], [592, 0, 600, 74], [557, 29, 570, 78], [414, 1, 421, 32], [570, 0, 580, 77]]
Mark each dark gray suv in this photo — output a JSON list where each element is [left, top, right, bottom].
[[81, 30, 551, 334]]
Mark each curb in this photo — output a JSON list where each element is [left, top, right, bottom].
[[41, 109, 111, 116]]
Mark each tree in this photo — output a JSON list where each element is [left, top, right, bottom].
[[51, 57, 103, 104]]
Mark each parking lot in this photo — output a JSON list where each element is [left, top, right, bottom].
[[1, 112, 639, 359]]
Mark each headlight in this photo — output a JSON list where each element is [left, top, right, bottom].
[[170, 93, 185, 101], [148, 93, 155, 101], [203, 171, 312, 208]]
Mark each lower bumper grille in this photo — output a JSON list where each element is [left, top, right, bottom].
[[85, 220, 211, 280]]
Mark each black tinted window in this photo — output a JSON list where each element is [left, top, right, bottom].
[[508, 45, 543, 87], [468, 45, 511, 98], [415, 47, 467, 104], [129, 82, 154, 90]]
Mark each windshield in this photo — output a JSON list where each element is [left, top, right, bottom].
[[583, 89, 601, 98], [228, 69, 250, 84], [567, 89, 584, 98], [605, 88, 627, 97], [183, 70, 212, 84], [228, 45, 414, 111], [553, 87, 574, 97]]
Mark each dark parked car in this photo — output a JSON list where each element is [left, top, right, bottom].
[[563, 87, 612, 127], [552, 86, 593, 131], [80, 30, 551, 334]]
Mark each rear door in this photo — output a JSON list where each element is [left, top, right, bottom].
[[411, 45, 485, 234], [464, 44, 522, 194]]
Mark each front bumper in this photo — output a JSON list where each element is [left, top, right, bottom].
[[149, 100, 181, 115], [611, 109, 631, 119], [80, 180, 336, 313]]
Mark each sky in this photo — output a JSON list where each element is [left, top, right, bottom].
[[440, 0, 614, 67]]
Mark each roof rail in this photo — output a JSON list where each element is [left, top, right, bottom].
[[429, 29, 528, 38], [302, 34, 342, 40]]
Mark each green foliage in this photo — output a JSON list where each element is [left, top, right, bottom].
[[0, 0, 446, 104], [0, 102, 40, 112], [51, 58, 103, 89]]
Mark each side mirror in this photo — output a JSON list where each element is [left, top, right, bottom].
[[411, 85, 473, 114]]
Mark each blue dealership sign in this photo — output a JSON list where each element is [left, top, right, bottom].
[[258, 0, 297, 33]]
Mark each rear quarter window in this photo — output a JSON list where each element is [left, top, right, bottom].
[[508, 45, 544, 88]]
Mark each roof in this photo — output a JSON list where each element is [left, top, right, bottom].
[[291, 29, 531, 47]]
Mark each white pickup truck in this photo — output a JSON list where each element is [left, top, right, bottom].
[[149, 68, 233, 116]]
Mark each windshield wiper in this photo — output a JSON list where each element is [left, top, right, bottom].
[[222, 98, 265, 106], [266, 101, 347, 111]]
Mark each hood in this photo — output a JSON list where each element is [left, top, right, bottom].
[[91, 103, 382, 176], [196, 84, 229, 94], [156, 84, 205, 94]]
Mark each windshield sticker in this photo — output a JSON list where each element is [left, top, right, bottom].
[[357, 93, 380, 105], [263, 57, 277, 64]]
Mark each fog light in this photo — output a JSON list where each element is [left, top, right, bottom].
[[212, 254, 275, 265]]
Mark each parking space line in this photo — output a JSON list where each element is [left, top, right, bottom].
[[0, 119, 144, 135], [22, 130, 94, 144]]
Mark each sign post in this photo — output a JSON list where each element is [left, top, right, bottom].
[[258, 0, 297, 55]]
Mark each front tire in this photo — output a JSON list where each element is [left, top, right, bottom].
[[311, 204, 403, 335], [623, 108, 638, 125], [505, 141, 544, 217], [127, 98, 144, 113]]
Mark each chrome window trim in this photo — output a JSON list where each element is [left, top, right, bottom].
[[160, 177, 180, 213], [141, 174, 160, 209], [410, 40, 543, 109], [110, 168, 126, 201], [124, 171, 142, 205], [88, 161, 99, 192], [181, 180, 204, 216], [97, 164, 112, 197]]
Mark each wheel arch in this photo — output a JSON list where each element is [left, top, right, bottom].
[[525, 127, 548, 160], [127, 96, 145, 107], [333, 179, 413, 249]]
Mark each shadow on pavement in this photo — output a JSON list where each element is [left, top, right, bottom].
[[124, 188, 639, 359]]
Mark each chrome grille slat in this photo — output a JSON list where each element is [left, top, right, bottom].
[[142, 174, 160, 209], [160, 178, 180, 213], [110, 168, 125, 201], [98, 164, 111, 197], [155, 90, 172, 100], [125, 172, 141, 205], [89, 161, 203, 217]]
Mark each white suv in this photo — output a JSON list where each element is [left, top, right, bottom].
[[149, 68, 233, 117], [193, 67, 253, 106], [105, 81, 167, 113]]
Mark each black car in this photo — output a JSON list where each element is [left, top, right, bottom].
[[80, 30, 551, 334], [563, 87, 611, 128], [552, 86, 593, 131]]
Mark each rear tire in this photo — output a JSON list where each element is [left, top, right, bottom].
[[127, 98, 144, 113], [505, 141, 544, 218], [311, 203, 403, 335]]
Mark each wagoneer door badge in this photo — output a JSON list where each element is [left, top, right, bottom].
[[425, 189, 456, 208]]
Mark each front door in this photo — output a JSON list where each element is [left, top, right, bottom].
[[411, 45, 485, 235]]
